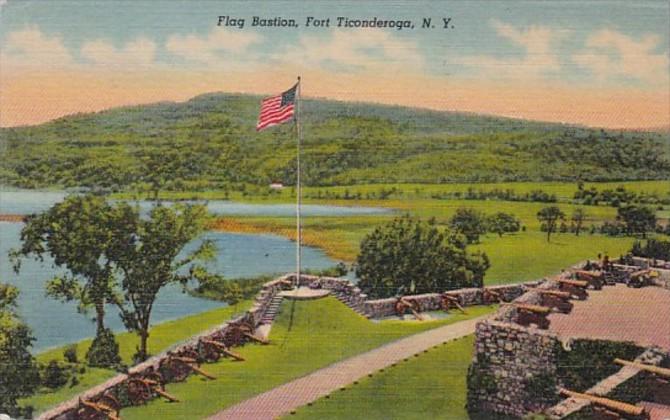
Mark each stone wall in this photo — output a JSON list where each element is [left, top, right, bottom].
[[361, 281, 543, 319], [468, 320, 562, 417]]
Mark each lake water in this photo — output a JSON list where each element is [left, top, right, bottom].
[[0, 190, 376, 351], [0, 190, 390, 217]]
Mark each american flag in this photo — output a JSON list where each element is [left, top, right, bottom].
[[256, 83, 298, 131]]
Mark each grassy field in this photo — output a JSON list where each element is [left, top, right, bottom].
[[288, 335, 477, 420], [211, 196, 639, 285], [121, 298, 497, 420], [22, 301, 252, 414]]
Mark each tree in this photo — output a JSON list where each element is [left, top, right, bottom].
[[449, 207, 487, 244], [571, 208, 587, 236], [486, 212, 521, 237], [356, 215, 490, 299], [537, 206, 565, 242], [0, 283, 40, 417], [616, 205, 656, 238], [11, 195, 125, 367], [110, 203, 215, 362]]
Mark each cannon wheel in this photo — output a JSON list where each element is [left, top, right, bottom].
[[127, 378, 153, 406], [161, 357, 192, 382], [200, 340, 222, 362], [98, 392, 121, 414], [223, 322, 254, 347]]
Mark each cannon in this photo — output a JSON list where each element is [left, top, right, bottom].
[[220, 321, 268, 347], [441, 294, 466, 314], [614, 358, 670, 380], [573, 270, 604, 290], [512, 303, 551, 329], [559, 388, 648, 419], [627, 269, 652, 288], [126, 371, 179, 405], [199, 338, 245, 362], [75, 393, 121, 420], [558, 279, 589, 300], [395, 297, 424, 320], [159, 349, 215, 382], [528, 288, 573, 314], [482, 288, 502, 304]]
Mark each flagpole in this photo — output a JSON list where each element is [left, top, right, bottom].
[[296, 76, 302, 289]]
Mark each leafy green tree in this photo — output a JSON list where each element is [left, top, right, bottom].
[[616, 205, 656, 238], [571, 208, 587, 236], [449, 207, 487, 244], [356, 215, 490, 299], [0, 283, 40, 417], [11, 195, 126, 367], [537, 206, 565, 242], [110, 204, 215, 362], [486, 212, 521, 237], [11, 195, 123, 335]]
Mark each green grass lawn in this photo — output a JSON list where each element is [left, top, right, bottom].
[[22, 301, 252, 414], [289, 334, 477, 420], [475, 231, 635, 284], [121, 298, 496, 420]]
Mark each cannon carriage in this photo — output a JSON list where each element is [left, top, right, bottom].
[[125, 371, 178, 405], [75, 393, 121, 420], [558, 279, 589, 300], [395, 297, 424, 320], [528, 288, 573, 314], [511, 303, 551, 329]]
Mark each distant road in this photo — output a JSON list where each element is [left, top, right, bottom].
[[0, 214, 26, 222]]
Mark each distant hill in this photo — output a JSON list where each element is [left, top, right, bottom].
[[1, 93, 668, 191]]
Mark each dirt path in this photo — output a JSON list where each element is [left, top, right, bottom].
[[208, 315, 486, 420]]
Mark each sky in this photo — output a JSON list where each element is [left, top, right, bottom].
[[1, 0, 669, 129]]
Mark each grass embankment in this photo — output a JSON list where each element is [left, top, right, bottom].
[[121, 298, 497, 420], [289, 334, 477, 420], [22, 301, 252, 414]]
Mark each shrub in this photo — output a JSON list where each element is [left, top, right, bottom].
[[42, 360, 69, 389], [86, 328, 121, 368], [63, 344, 78, 364]]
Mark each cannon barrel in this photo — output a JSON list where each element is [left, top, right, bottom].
[[202, 339, 245, 361], [509, 303, 552, 314], [527, 288, 571, 298], [614, 358, 670, 378], [559, 388, 646, 417], [558, 279, 588, 287]]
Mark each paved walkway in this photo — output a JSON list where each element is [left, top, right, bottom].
[[208, 315, 487, 420], [548, 284, 670, 351]]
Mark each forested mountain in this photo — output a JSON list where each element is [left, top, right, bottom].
[[1, 93, 668, 191]]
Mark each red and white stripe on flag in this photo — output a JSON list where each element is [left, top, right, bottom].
[[256, 85, 296, 131]]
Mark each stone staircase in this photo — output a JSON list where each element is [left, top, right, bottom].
[[332, 289, 368, 317], [261, 295, 284, 324]]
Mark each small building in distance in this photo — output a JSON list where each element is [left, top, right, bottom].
[[269, 181, 284, 190]]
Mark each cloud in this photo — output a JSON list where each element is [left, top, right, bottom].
[[278, 29, 424, 73], [80, 37, 157, 68], [572, 29, 669, 85], [456, 19, 568, 80], [165, 27, 262, 64], [1, 26, 73, 69]]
